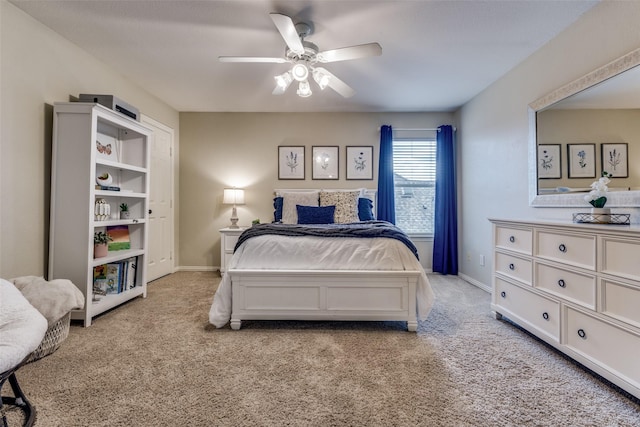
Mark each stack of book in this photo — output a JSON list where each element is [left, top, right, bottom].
[[93, 257, 137, 296]]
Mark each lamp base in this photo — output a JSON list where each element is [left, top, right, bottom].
[[229, 206, 239, 228]]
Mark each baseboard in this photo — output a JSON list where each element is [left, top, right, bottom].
[[177, 265, 218, 272], [458, 273, 491, 293]]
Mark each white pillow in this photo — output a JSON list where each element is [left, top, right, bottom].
[[319, 190, 360, 223], [281, 191, 319, 224]]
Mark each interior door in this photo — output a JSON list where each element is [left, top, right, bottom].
[[141, 115, 174, 281]]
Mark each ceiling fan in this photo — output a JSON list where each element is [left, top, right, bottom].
[[219, 13, 382, 98]]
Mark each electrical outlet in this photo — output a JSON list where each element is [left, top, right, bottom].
[[466, 252, 471, 262], [480, 254, 485, 266]]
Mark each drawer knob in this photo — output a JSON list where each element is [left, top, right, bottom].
[[509, 236, 515, 243], [577, 329, 587, 339], [509, 263, 515, 271], [542, 312, 549, 320], [558, 243, 567, 253], [557, 279, 566, 288], [500, 291, 506, 298]]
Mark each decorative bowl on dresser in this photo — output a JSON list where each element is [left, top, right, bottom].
[[490, 218, 640, 400]]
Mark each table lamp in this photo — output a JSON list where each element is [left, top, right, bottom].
[[223, 188, 245, 228]]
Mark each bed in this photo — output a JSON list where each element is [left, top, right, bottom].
[[208, 189, 434, 331]]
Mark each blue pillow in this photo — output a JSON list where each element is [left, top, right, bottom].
[[358, 197, 375, 221], [296, 205, 335, 224], [273, 197, 283, 222]]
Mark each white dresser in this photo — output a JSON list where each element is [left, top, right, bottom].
[[490, 218, 640, 399]]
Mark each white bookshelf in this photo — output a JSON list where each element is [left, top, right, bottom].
[[49, 102, 152, 326]]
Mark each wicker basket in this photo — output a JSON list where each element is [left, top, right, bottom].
[[26, 312, 71, 363]]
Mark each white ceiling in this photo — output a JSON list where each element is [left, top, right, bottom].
[[10, 0, 598, 113]]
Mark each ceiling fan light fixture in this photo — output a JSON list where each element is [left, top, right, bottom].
[[312, 68, 330, 90], [297, 80, 312, 97], [274, 71, 293, 89], [291, 63, 309, 82]]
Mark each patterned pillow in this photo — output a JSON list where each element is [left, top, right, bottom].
[[296, 205, 335, 224], [319, 190, 360, 223], [281, 191, 319, 224], [273, 197, 283, 222]]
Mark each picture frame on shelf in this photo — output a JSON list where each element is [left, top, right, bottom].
[[312, 146, 339, 180], [95, 132, 119, 162], [346, 146, 374, 180], [601, 143, 628, 178], [567, 143, 596, 178], [537, 144, 561, 179], [278, 146, 305, 180]]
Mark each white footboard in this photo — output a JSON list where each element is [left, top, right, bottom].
[[228, 269, 420, 332]]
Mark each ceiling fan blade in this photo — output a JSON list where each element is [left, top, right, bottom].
[[219, 56, 288, 63], [272, 85, 287, 95], [314, 67, 355, 98], [270, 13, 305, 55], [316, 43, 382, 63]]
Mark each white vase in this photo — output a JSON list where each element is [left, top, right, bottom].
[[590, 207, 611, 223]]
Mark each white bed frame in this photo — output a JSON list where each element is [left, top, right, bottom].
[[227, 189, 422, 332], [228, 270, 420, 331]]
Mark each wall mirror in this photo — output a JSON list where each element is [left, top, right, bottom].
[[529, 47, 640, 207]]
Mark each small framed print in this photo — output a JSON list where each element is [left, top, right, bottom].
[[278, 146, 305, 180], [346, 146, 373, 180], [601, 143, 628, 178], [567, 143, 596, 178], [312, 146, 339, 180], [96, 133, 119, 162], [537, 144, 561, 179]]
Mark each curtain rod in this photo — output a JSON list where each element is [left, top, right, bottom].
[[377, 127, 457, 132]]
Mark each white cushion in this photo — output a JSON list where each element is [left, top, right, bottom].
[[281, 191, 320, 224], [0, 278, 47, 373]]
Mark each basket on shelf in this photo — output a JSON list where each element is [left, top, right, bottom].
[[26, 312, 71, 363], [572, 212, 631, 225]]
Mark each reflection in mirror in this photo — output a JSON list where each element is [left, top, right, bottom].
[[529, 47, 640, 207]]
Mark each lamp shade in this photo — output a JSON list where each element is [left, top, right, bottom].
[[223, 188, 245, 205]]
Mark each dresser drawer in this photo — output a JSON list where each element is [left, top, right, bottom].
[[565, 307, 640, 388], [535, 230, 596, 270], [495, 252, 532, 285], [495, 225, 532, 255], [534, 262, 596, 309], [601, 236, 640, 282], [602, 279, 640, 329], [494, 278, 559, 342]]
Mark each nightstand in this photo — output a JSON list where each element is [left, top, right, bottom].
[[220, 227, 246, 274]]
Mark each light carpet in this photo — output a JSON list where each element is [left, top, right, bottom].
[[3, 272, 640, 426]]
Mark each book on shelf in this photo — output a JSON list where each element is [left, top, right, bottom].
[[95, 185, 120, 191], [94, 257, 138, 296], [106, 225, 130, 251], [105, 263, 122, 294]]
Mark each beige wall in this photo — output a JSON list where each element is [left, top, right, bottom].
[[179, 112, 453, 269], [0, 2, 179, 278], [458, 1, 640, 288]]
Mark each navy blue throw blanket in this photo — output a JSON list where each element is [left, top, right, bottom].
[[234, 221, 419, 260]]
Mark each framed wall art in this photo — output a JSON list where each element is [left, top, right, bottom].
[[567, 143, 595, 178], [312, 146, 339, 180], [601, 143, 628, 178], [537, 144, 561, 179], [346, 146, 373, 180], [95, 132, 119, 162], [278, 146, 305, 180]]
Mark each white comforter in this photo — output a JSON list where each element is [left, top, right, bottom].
[[209, 235, 435, 327]]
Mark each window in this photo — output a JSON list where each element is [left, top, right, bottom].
[[393, 139, 436, 235]]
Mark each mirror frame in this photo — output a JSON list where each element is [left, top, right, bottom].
[[529, 47, 640, 207]]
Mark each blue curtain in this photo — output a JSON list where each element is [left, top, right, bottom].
[[432, 125, 458, 275], [377, 125, 395, 223]]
